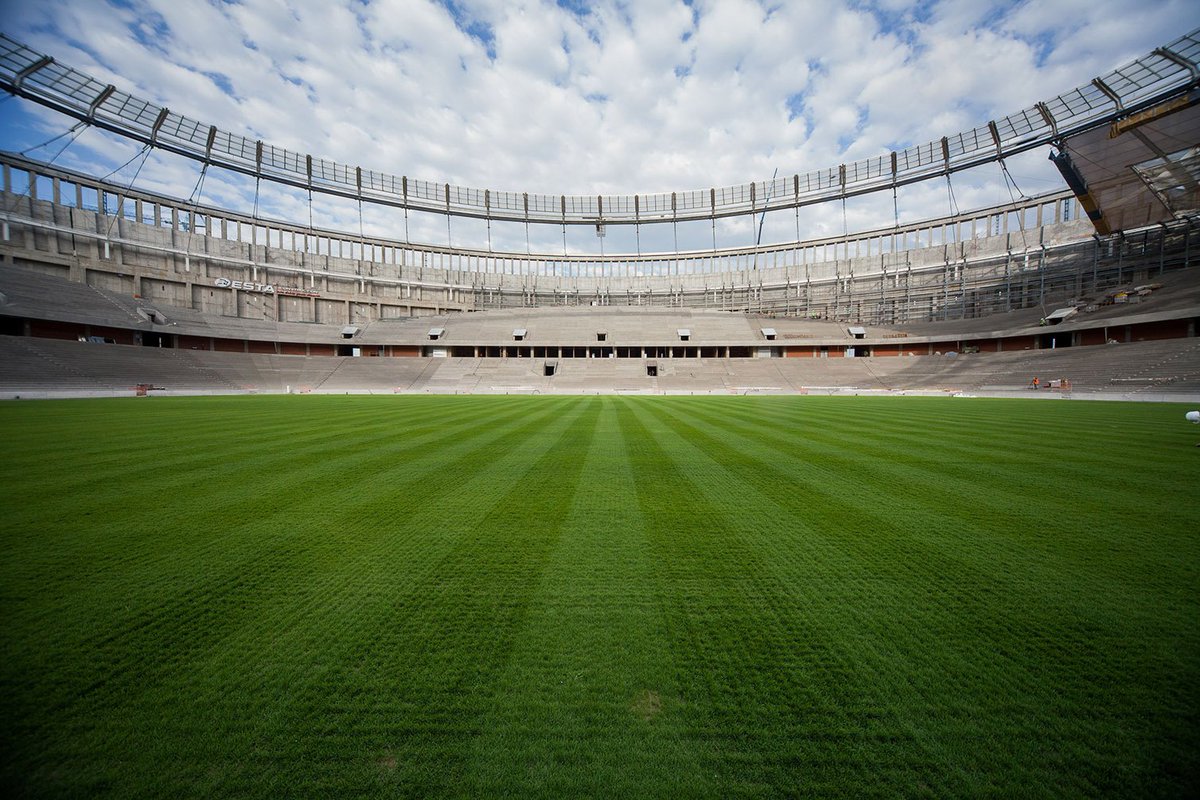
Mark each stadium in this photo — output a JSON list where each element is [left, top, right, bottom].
[[1, 3, 1198, 797]]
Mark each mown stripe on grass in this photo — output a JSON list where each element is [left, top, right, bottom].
[[461, 396, 708, 798]]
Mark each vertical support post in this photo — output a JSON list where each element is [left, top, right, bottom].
[[1159, 223, 1166, 275]]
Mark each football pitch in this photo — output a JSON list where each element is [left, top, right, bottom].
[[1, 394, 1197, 797]]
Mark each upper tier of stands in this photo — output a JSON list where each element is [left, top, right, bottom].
[[4, 263, 1198, 351]]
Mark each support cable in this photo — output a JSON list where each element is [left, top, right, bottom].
[[98, 143, 151, 184], [3, 118, 89, 274], [358, 196, 366, 269], [945, 173, 960, 218], [673, 219, 679, 275], [179, 159, 211, 277], [999, 158, 1031, 253], [307, 185, 317, 288], [17, 120, 86, 158], [7, 119, 90, 254], [5, 121, 89, 216], [753, 168, 778, 271], [100, 143, 153, 246], [998, 156, 1045, 321]]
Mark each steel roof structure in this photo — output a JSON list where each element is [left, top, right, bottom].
[[1, 30, 1198, 227]]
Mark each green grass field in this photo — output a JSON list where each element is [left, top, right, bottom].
[[1, 395, 1198, 798]]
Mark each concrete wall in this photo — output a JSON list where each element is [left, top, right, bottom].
[[1, 156, 1182, 333]]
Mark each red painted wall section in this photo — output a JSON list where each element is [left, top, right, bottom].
[[28, 320, 83, 340], [1129, 320, 1190, 341]]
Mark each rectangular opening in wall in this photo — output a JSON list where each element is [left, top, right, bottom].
[[513, 328, 526, 341], [761, 327, 777, 340], [544, 360, 557, 377], [141, 331, 172, 348], [428, 327, 444, 340], [596, 331, 607, 342], [646, 363, 658, 377], [677, 328, 690, 341]]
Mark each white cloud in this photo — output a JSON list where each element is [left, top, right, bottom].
[[1, 0, 1195, 254]]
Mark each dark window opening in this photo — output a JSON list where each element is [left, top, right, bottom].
[[1039, 333, 1072, 349], [142, 331, 172, 348]]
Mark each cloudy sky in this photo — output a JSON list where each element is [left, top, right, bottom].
[[1, 0, 1196, 254]]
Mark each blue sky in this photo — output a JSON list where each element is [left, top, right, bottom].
[[1, 0, 1196, 254]]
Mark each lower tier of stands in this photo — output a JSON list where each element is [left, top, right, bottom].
[[2, 335, 1197, 401]]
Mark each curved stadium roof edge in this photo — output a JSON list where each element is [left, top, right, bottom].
[[1, 29, 1198, 226]]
